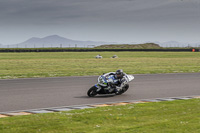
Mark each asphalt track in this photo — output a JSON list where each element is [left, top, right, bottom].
[[0, 73, 200, 112]]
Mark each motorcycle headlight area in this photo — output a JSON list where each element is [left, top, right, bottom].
[[98, 76, 108, 86]]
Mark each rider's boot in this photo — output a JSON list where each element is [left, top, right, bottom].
[[114, 88, 120, 95]]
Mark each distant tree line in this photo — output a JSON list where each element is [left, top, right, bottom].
[[0, 48, 199, 52]]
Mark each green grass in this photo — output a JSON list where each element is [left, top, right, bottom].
[[0, 52, 200, 79], [0, 99, 200, 133]]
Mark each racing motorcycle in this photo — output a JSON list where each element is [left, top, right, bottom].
[[87, 73, 134, 97]]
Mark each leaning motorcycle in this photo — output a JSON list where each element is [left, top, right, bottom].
[[87, 74, 134, 97]]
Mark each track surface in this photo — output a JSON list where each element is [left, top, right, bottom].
[[0, 73, 200, 112]]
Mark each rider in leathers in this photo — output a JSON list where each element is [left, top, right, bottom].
[[103, 69, 128, 94]]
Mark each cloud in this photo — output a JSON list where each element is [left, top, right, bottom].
[[1, 0, 200, 25], [0, 0, 200, 44]]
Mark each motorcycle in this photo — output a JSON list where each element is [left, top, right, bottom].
[[87, 73, 134, 97]]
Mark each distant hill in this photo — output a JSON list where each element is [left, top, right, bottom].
[[154, 41, 200, 47], [1, 35, 199, 48], [95, 43, 162, 49], [6, 35, 111, 48]]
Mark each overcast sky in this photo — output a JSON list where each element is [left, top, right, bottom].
[[0, 0, 200, 45]]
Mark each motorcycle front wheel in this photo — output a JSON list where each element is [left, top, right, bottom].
[[87, 86, 98, 97]]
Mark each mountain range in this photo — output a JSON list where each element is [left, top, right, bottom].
[[154, 41, 200, 48], [0, 35, 199, 48], [2, 35, 113, 48]]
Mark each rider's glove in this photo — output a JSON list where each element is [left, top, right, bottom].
[[108, 82, 116, 89]]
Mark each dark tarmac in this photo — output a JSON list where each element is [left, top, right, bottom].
[[0, 73, 200, 112]]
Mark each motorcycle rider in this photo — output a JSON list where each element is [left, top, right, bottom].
[[103, 69, 128, 94]]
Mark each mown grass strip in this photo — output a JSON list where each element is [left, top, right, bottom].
[[0, 52, 200, 79], [0, 99, 199, 133]]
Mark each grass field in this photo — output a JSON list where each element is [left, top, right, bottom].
[[0, 98, 199, 133], [1, 52, 199, 132], [0, 52, 200, 79]]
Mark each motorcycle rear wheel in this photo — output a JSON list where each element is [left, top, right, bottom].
[[122, 84, 129, 93], [117, 84, 129, 95], [87, 86, 98, 97]]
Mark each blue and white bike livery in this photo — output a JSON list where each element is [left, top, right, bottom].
[[87, 72, 134, 97]]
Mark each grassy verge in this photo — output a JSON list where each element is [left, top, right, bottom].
[[0, 99, 199, 133], [0, 52, 200, 79]]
